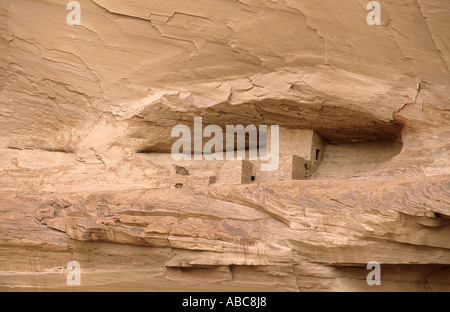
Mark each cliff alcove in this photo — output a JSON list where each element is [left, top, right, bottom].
[[0, 0, 449, 292]]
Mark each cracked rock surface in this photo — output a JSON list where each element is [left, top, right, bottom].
[[0, 0, 449, 291]]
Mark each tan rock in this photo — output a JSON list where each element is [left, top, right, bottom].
[[0, 0, 449, 291]]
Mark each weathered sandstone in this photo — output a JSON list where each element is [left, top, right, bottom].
[[0, 0, 449, 291]]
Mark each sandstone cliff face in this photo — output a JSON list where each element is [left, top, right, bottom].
[[0, 0, 449, 291]]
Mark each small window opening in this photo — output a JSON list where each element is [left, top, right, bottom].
[[315, 149, 320, 161]]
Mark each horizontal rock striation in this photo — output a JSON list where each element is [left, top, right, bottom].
[[0, 0, 449, 291]]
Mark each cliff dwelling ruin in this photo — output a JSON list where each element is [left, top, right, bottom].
[[139, 126, 327, 187], [218, 128, 326, 185], [1, 0, 449, 293]]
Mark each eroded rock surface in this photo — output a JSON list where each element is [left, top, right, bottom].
[[0, 0, 449, 291]]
